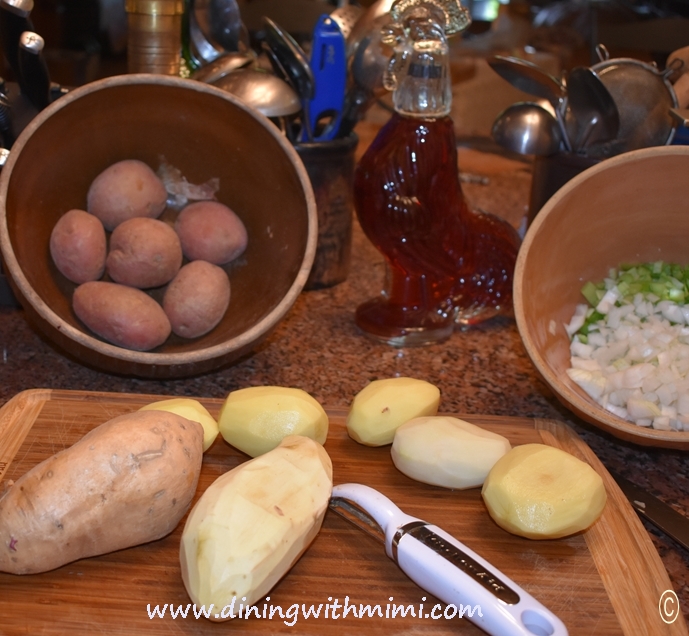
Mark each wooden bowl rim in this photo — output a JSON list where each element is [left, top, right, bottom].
[[0, 74, 318, 367], [514, 145, 689, 449]]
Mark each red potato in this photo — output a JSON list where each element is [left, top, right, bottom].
[[0, 410, 203, 575], [49, 209, 106, 284], [107, 217, 183, 289], [87, 159, 168, 231], [73, 281, 171, 351], [163, 260, 230, 339], [175, 200, 248, 265]]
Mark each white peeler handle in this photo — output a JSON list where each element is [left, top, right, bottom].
[[331, 483, 568, 636]]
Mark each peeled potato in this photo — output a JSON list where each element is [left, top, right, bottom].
[[481, 444, 607, 540], [391, 416, 511, 489], [140, 398, 219, 452], [179, 435, 332, 620], [87, 159, 168, 231], [218, 386, 328, 457], [346, 377, 440, 446]]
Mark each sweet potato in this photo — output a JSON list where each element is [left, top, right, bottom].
[[49, 209, 107, 284], [0, 410, 203, 575], [73, 280, 171, 351]]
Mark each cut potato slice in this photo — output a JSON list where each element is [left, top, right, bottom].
[[346, 377, 440, 446], [218, 386, 328, 457], [140, 397, 219, 451], [179, 435, 332, 619], [391, 416, 511, 489], [481, 443, 607, 539]]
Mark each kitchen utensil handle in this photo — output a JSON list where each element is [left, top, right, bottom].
[[0, 0, 33, 80], [0, 87, 13, 148], [303, 14, 347, 142], [331, 484, 568, 636], [394, 524, 569, 636], [18, 30, 49, 110]]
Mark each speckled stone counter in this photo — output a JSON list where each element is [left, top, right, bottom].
[[1, 141, 688, 626]]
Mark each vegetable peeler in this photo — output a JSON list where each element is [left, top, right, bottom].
[[329, 483, 568, 636]]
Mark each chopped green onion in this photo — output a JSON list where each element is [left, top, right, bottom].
[[568, 260, 689, 431], [581, 281, 600, 307]]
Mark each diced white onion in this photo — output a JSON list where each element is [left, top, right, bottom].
[[596, 288, 621, 314], [567, 284, 689, 430], [627, 397, 661, 419], [566, 367, 606, 400], [571, 357, 601, 371], [571, 341, 593, 358], [653, 416, 671, 431], [565, 304, 588, 337]]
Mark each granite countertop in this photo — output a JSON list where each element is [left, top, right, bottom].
[[1, 126, 688, 625]]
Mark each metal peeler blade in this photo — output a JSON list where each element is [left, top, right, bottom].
[[329, 496, 386, 543]]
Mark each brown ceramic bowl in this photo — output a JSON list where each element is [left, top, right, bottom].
[[514, 145, 689, 449], [0, 75, 317, 379]]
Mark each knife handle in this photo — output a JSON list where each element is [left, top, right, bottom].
[[18, 30, 49, 110], [0, 0, 33, 79]]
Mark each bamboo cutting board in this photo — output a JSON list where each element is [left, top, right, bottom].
[[0, 388, 685, 636]]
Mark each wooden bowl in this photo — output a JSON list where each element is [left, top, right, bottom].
[[514, 145, 689, 449], [0, 75, 317, 379]]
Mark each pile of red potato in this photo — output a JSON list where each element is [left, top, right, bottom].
[[49, 159, 248, 351]]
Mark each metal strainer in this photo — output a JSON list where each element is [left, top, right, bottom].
[[591, 45, 679, 152], [329, 2, 364, 40]]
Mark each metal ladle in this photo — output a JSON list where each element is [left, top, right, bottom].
[[211, 67, 302, 118], [205, 0, 247, 52], [260, 16, 315, 138], [564, 66, 619, 152], [191, 50, 255, 84], [487, 55, 570, 151], [189, 0, 248, 64], [338, 12, 392, 136], [492, 101, 563, 156], [261, 16, 314, 105], [346, 0, 394, 56], [488, 55, 565, 107]]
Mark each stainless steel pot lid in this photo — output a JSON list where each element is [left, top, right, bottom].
[[591, 50, 678, 153]]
